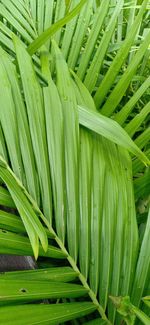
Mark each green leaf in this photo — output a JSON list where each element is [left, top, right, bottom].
[[37, 0, 45, 35], [61, 0, 79, 59], [143, 296, 150, 308], [71, 73, 94, 280], [65, 0, 72, 13], [134, 169, 150, 200], [0, 124, 8, 162], [67, 1, 93, 70], [0, 267, 78, 282], [52, 40, 79, 261], [0, 228, 66, 259], [13, 35, 52, 222], [0, 1, 34, 43], [0, 279, 88, 303], [53, 0, 66, 45], [132, 305, 150, 325], [125, 101, 150, 138], [0, 2, 149, 324], [131, 208, 150, 306], [135, 128, 150, 150], [0, 210, 26, 234], [78, 105, 150, 165], [0, 59, 25, 182], [30, 0, 37, 22], [27, 0, 87, 55], [0, 156, 49, 259], [0, 303, 96, 325], [84, 0, 123, 92], [94, 0, 148, 108], [77, 0, 110, 81], [133, 150, 150, 175], [114, 76, 150, 125], [100, 29, 150, 117], [0, 186, 15, 208], [41, 52, 66, 243], [0, 47, 40, 203]]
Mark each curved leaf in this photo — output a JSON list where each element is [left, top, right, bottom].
[[78, 105, 150, 165]]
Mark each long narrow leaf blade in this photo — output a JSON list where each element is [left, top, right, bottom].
[[27, 0, 87, 55], [78, 105, 150, 165], [0, 303, 96, 325]]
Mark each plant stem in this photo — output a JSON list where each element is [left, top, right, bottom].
[[54, 232, 112, 324]]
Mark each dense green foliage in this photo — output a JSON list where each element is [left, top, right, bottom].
[[0, 0, 149, 324]]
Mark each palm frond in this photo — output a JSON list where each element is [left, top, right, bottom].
[[0, 1, 149, 324]]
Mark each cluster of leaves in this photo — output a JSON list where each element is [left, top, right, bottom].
[[0, 0, 149, 324]]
